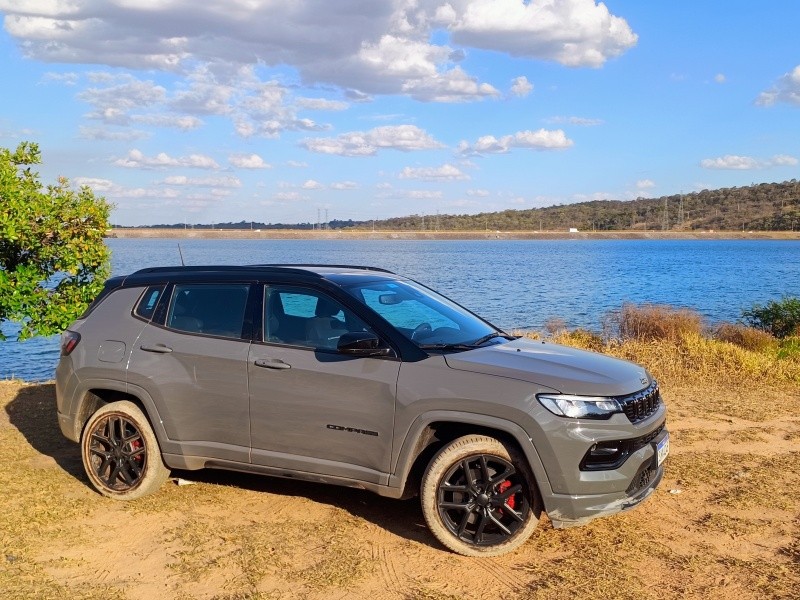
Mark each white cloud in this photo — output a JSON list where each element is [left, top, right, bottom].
[[449, 0, 637, 67], [547, 115, 604, 126], [401, 66, 500, 102], [301, 124, 444, 156], [301, 179, 324, 190], [636, 179, 656, 190], [78, 126, 150, 141], [285, 160, 309, 168], [113, 149, 219, 169], [330, 181, 358, 190], [407, 190, 443, 199], [41, 71, 78, 85], [131, 114, 202, 130], [1, 0, 637, 103], [74, 177, 116, 192], [756, 65, 800, 106], [459, 129, 573, 155], [296, 98, 349, 111], [772, 154, 799, 166], [466, 188, 490, 197], [273, 191, 307, 202], [699, 154, 798, 170], [510, 76, 533, 97], [399, 163, 470, 181], [714, 73, 726, 84], [163, 175, 241, 187], [229, 153, 272, 169]]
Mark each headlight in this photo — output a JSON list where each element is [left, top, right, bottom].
[[537, 394, 622, 419]]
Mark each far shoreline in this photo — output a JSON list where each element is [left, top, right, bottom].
[[108, 228, 800, 241]]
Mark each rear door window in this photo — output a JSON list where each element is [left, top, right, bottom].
[[166, 283, 250, 339]]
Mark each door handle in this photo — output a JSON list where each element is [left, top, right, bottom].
[[254, 358, 291, 370], [140, 343, 173, 353]]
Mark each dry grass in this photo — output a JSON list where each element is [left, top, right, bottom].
[[604, 303, 705, 343], [2, 331, 800, 600], [714, 322, 777, 352]]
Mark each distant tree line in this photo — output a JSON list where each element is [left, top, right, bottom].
[[113, 180, 800, 232]]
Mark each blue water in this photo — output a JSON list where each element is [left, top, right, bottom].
[[2, 238, 798, 381]]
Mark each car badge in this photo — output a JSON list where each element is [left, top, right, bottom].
[[640, 375, 648, 385]]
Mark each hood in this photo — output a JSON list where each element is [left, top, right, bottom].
[[443, 338, 650, 397]]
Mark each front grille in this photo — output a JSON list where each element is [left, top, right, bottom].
[[617, 381, 661, 423]]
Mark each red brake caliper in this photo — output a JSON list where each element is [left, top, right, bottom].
[[497, 480, 516, 510]]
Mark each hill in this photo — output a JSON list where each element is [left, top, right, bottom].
[[115, 179, 800, 232]]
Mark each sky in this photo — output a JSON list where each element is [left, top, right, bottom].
[[1, 1, 799, 227]]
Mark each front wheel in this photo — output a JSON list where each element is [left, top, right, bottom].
[[421, 435, 541, 556], [80, 400, 170, 500]]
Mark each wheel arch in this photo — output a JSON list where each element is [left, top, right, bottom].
[[69, 380, 164, 446], [389, 411, 553, 501]]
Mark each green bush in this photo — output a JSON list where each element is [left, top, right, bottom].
[[741, 297, 800, 338]]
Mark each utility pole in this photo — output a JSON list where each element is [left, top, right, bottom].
[[422, 214, 425, 230], [677, 193, 684, 228], [324, 209, 329, 230], [316, 208, 320, 230]]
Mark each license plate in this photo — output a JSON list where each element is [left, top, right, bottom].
[[655, 434, 670, 467]]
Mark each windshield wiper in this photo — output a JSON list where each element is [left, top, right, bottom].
[[419, 332, 517, 352], [468, 332, 517, 346], [418, 342, 476, 351]]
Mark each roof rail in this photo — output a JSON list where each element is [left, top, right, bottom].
[[255, 264, 395, 273], [131, 264, 395, 275]]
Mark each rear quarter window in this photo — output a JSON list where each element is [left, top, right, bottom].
[[134, 285, 165, 321]]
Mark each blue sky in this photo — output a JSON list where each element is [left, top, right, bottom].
[[1, 1, 798, 226]]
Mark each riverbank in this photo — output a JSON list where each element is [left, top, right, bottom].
[[109, 227, 800, 240], [2, 329, 799, 599]]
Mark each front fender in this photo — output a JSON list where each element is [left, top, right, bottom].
[[388, 410, 554, 499]]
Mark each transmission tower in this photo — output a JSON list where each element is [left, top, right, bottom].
[[661, 197, 669, 231]]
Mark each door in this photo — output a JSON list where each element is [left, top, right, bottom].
[[127, 282, 252, 463], [248, 285, 399, 483]]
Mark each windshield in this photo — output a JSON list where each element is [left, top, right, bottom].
[[344, 278, 505, 348]]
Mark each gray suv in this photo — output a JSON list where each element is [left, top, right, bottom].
[[56, 265, 668, 556]]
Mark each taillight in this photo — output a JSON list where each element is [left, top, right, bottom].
[[61, 331, 81, 356]]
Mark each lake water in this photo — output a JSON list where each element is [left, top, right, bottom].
[[2, 238, 799, 381]]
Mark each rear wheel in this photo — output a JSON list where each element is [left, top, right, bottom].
[[80, 401, 170, 500], [421, 435, 541, 556]]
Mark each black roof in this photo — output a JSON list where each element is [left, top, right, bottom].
[[120, 264, 400, 287]]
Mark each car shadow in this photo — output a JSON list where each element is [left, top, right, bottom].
[[171, 468, 439, 548], [5, 383, 441, 549], [5, 382, 88, 483]]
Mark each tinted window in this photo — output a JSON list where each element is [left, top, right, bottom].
[[134, 285, 165, 321], [264, 287, 372, 350], [166, 283, 250, 339], [345, 279, 496, 346]]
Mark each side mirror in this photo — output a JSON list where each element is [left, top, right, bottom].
[[337, 331, 393, 357]]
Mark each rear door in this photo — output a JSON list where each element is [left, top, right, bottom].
[[127, 282, 253, 463], [248, 284, 399, 483]]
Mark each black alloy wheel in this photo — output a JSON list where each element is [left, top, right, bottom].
[[87, 413, 148, 492], [421, 435, 541, 556], [80, 400, 170, 500], [437, 454, 529, 546]]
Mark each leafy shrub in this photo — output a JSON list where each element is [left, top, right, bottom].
[[741, 297, 800, 338], [603, 303, 705, 342], [714, 323, 777, 352]]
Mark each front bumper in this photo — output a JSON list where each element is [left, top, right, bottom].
[[543, 428, 668, 527]]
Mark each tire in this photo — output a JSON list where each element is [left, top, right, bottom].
[[80, 400, 170, 500], [421, 435, 541, 557]]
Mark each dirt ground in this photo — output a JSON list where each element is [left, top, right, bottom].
[[1, 380, 798, 600]]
